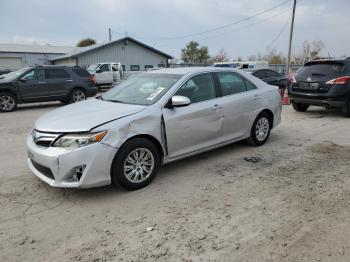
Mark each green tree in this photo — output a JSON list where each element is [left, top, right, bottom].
[[76, 38, 96, 47], [181, 41, 210, 64]]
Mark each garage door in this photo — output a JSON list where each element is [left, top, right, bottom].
[[0, 57, 23, 70]]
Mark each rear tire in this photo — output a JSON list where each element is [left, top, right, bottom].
[[344, 97, 350, 117], [0, 93, 17, 112], [292, 101, 309, 112], [111, 138, 160, 191], [246, 112, 272, 146], [69, 89, 86, 103]]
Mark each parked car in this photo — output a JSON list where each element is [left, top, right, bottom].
[[288, 59, 350, 116], [0, 65, 97, 112], [243, 68, 289, 98], [0, 69, 11, 77], [26, 67, 282, 190], [87, 62, 124, 86]]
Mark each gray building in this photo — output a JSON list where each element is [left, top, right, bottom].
[[51, 37, 173, 71], [0, 44, 74, 70]]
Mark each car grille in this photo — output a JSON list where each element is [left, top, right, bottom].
[[30, 159, 55, 180], [31, 130, 61, 147]]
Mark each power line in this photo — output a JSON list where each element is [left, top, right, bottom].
[[267, 12, 292, 49], [135, 0, 291, 40]]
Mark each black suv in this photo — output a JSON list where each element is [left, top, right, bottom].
[[0, 65, 97, 112], [288, 59, 350, 116]]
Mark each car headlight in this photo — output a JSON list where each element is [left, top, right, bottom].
[[52, 131, 107, 150]]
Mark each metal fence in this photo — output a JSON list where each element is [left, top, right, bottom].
[[168, 63, 303, 75]]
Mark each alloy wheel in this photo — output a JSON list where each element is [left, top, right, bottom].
[[255, 117, 270, 142], [123, 148, 155, 183], [0, 95, 15, 111], [72, 90, 86, 102]]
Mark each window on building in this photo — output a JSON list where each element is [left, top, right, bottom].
[[45, 69, 70, 79], [130, 65, 140, 71], [122, 65, 125, 71], [216, 72, 247, 96], [145, 65, 154, 70], [158, 63, 166, 68]]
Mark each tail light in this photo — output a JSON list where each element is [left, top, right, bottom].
[[326, 76, 350, 85], [288, 73, 296, 83], [88, 75, 96, 84]]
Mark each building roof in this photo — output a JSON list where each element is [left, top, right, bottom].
[[0, 44, 74, 54], [51, 37, 173, 61]]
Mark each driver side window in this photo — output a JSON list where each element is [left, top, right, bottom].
[[99, 64, 110, 72], [176, 73, 216, 103], [22, 70, 36, 81]]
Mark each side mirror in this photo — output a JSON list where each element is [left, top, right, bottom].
[[19, 77, 27, 82], [168, 95, 191, 108], [96, 69, 101, 73]]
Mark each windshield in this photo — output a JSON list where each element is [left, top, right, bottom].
[[87, 64, 99, 72], [0, 67, 31, 81], [102, 73, 183, 105]]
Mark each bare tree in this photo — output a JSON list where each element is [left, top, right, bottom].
[[209, 48, 230, 63]]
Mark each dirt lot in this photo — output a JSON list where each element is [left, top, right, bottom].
[[1, 102, 350, 262]]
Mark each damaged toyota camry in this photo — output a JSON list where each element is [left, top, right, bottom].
[[27, 67, 282, 190]]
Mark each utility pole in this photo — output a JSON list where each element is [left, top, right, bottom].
[[286, 0, 297, 76], [108, 28, 112, 41]]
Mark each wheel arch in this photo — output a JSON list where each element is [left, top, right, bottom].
[[259, 109, 274, 127], [120, 134, 165, 158]]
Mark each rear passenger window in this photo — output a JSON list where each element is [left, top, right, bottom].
[[72, 68, 90, 77], [45, 69, 70, 79], [254, 70, 267, 79], [176, 73, 216, 103], [217, 72, 246, 96], [265, 70, 280, 78], [244, 79, 257, 91]]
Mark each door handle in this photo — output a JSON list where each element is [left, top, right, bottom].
[[211, 104, 222, 110], [38, 81, 46, 84], [66, 79, 73, 82]]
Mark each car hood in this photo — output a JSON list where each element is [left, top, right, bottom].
[[35, 99, 146, 133]]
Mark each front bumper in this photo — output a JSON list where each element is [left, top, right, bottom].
[[26, 136, 118, 188]]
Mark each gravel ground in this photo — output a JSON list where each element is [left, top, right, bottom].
[[1, 102, 350, 262]]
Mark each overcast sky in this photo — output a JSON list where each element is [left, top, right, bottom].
[[0, 0, 349, 59]]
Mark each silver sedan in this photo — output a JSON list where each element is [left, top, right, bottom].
[[26, 67, 282, 190]]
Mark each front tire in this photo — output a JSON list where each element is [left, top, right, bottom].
[[0, 93, 17, 112], [70, 89, 86, 103], [292, 101, 309, 112], [111, 138, 160, 190], [247, 112, 272, 146]]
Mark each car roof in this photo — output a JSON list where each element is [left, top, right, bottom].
[[147, 67, 243, 75]]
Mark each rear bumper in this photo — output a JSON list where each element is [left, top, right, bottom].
[[86, 87, 98, 97], [289, 94, 346, 108]]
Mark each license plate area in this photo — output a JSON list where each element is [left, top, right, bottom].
[[299, 82, 319, 90]]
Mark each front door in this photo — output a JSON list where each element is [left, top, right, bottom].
[[162, 73, 223, 158], [95, 64, 112, 84], [17, 69, 47, 100]]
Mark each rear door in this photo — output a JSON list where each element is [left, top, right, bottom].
[[44, 68, 71, 97], [17, 69, 47, 100], [215, 72, 262, 140], [162, 73, 223, 158]]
